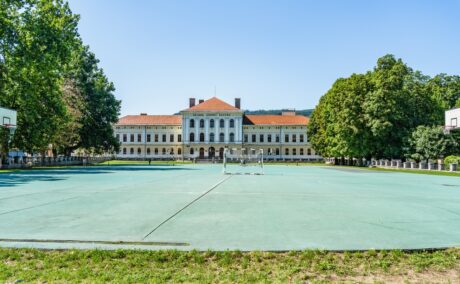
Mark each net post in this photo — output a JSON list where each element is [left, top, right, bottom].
[[223, 148, 227, 174], [260, 149, 264, 175]]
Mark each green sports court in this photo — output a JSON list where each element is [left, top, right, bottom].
[[0, 164, 459, 251]]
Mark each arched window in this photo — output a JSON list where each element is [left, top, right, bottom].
[[189, 119, 195, 128], [178, 148, 182, 155], [200, 133, 205, 142], [190, 132, 195, 142], [276, 148, 280, 155], [130, 148, 134, 155], [229, 133, 235, 142], [210, 133, 215, 142], [190, 148, 194, 155], [170, 148, 174, 155], [307, 148, 312, 155], [230, 119, 234, 128], [293, 148, 297, 156], [123, 148, 127, 154], [300, 148, 304, 155], [210, 119, 215, 128], [137, 148, 141, 155], [219, 132, 225, 142], [162, 148, 166, 155], [155, 148, 158, 155], [285, 148, 289, 155], [219, 119, 225, 128], [147, 148, 151, 155], [200, 119, 205, 128]]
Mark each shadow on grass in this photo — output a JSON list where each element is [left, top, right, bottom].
[[0, 166, 195, 187]]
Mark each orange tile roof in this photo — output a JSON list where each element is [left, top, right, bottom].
[[243, 115, 309, 125], [184, 97, 241, 112], [116, 115, 182, 125]]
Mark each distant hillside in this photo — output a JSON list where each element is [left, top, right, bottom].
[[244, 109, 313, 117]]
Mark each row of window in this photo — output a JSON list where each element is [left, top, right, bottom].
[[117, 133, 182, 143], [224, 148, 313, 156], [244, 133, 305, 143], [122, 147, 182, 155], [117, 132, 306, 144], [116, 126, 181, 130], [121, 147, 313, 156], [189, 118, 235, 128], [189, 132, 236, 142]]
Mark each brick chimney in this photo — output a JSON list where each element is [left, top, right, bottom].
[[199, 99, 204, 104], [189, 98, 196, 108], [235, 98, 241, 109]]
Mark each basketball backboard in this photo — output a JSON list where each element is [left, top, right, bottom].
[[0, 107, 17, 137]]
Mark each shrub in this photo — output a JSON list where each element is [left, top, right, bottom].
[[444, 155, 460, 165]]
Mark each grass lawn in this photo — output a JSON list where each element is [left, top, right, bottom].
[[365, 166, 460, 177], [1, 248, 459, 283]]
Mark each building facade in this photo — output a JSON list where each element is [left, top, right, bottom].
[[114, 97, 321, 160]]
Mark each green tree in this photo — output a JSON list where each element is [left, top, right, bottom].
[[1, 0, 120, 158], [333, 73, 373, 160], [428, 74, 460, 111], [309, 54, 441, 161], [68, 46, 121, 154], [363, 55, 438, 159], [0, 0, 80, 155], [308, 79, 344, 158], [408, 125, 459, 161]]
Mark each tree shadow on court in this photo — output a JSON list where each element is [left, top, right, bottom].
[[0, 166, 196, 187], [0, 175, 67, 187]]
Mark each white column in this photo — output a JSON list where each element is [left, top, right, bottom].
[[184, 117, 189, 143], [238, 117, 242, 143], [234, 117, 239, 142], [225, 118, 229, 143], [194, 116, 198, 143], [241, 118, 244, 144], [205, 118, 209, 143], [215, 117, 219, 143]]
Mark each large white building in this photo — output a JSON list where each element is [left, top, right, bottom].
[[114, 97, 321, 161]]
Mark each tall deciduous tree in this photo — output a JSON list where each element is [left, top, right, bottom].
[[308, 54, 442, 161], [1, 0, 120, 159], [68, 46, 121, 154], [0, 0, 79, 154]]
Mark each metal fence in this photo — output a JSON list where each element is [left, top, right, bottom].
[[0, 156, 111, 169]]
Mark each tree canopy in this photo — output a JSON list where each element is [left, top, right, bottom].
[[408, 125, 459, 162], [308, 54, 457, 160], [0, 0, 120, 158]]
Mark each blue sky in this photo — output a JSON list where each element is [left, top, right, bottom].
[[68, 0, 460, 116]]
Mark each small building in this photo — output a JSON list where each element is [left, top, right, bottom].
[[445, 108, 460, 132]]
